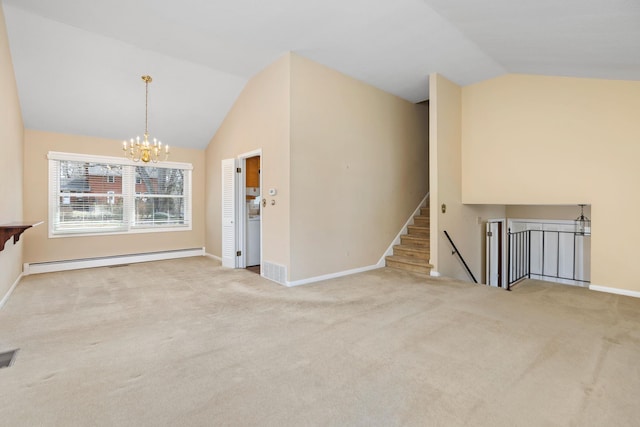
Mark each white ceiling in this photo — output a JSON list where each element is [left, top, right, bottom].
[[4, 0, 640, 149]]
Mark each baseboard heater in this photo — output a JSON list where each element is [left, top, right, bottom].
[[23, 247, 205, 275]]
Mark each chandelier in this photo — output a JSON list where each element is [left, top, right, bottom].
[[123, 75, 169, 163]]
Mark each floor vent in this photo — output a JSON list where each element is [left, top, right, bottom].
[[0, 349, 18, 369], [263, 261, 287, 285]]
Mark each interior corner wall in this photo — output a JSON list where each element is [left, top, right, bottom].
[[288, 54, 429, 281], [205, 53, 291, 272], [429, 73, 505, 283], [0, 2, 24, 301], [461, 74, 640, 292], [22, 130, 205, 264]]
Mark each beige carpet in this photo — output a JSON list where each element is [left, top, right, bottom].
[[1, 257, 639, 426]]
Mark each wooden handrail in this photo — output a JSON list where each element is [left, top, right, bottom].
[[443, 230, 478, 283]]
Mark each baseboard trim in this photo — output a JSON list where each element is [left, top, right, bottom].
[[377, 192, 430, 267], [23, 248, 205, 275], [430, 270, 441, 277], [589, 284, 640, 299], [205, 252, 222, 262], [0, 273, 23, 309], [286, 264, 381, 287]]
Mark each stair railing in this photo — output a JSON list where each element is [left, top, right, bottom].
[[507, 227, 590, 290], [443, 230, 478, 283], [506, 228, 530, 290]]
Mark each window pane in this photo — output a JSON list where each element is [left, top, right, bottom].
[[60, 161, 123, 195], [135, 196, 185, 225], [56, 194, 125, 229], [134, 166, 186, 227], [135, 167, 184, 195], [55, 161, 125, 232]]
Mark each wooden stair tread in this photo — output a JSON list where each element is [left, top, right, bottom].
[[385, 255, 433, 267], [401, 234, 429, 240], [393, 244, 430, 260], [401, 235, 429, 246], [394, 244, 429, 253], [386, 256, 433, 274], [407, 225, 430, 237]]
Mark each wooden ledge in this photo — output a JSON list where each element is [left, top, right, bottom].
[[0, 221, 43, 252]]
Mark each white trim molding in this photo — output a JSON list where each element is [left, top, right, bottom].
[[205, 252, 222, 262], [589, 284, 640, 299], [23, 248, 205, 275], [285, 263, 381, 287], [0, 273, 23, 309]]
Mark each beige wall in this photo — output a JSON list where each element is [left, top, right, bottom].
[[289, 55, 429, 281], [461, 74, 640, 291], [205, 53, 429, 282], [0, 3, 24, 300], [205, 53, 291, 270], [506, 205, 591, 222], [429, 73, 505, 283], [23, 130, 205, 264]]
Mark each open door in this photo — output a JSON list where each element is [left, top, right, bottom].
[[221, 158, 237, 268]]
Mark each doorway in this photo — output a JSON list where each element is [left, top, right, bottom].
[[486, 219, 505, 287], [221, 150, 262, 272], [244, 155, 261, 272]]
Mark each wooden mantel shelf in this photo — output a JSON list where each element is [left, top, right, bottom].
[[0, 221, 43, 252]]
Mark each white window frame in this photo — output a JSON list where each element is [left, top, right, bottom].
[[48, 151, 193, 238]]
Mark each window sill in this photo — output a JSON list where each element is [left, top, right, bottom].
[[49, 224, 192, 238]]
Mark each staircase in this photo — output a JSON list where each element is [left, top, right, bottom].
[[385, 206, 433, 275]]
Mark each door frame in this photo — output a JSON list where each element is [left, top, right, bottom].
[[486, 218, 506, 288], [237, 149, 262, 269]]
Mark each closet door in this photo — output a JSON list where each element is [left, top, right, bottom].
[[221, 158, 237, 268]]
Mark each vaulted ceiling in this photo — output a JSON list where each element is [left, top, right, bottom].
[[4, 0, 639, 149]]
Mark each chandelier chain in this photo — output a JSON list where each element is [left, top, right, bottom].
[[145, 78, 148, 136], [143, 75, 151, 137], [122, 75, 168, 163]]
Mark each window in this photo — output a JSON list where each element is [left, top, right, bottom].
[[134, 166, 186, 226], [48, 152, 192, 236]]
